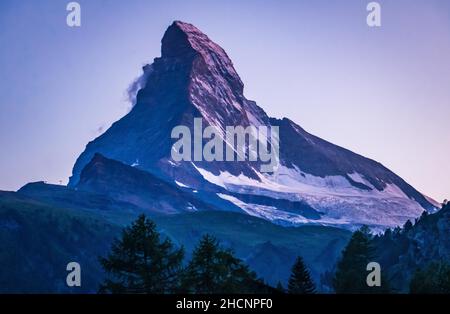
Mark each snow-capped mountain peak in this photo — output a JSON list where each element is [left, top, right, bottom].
[[68, 21, 437, 230]]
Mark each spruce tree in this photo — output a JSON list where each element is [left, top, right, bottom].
[[287, 256, 316, 294], [403, 220, 413, 233], [333, 226, 389, 293], [99, 214, 184, 293], [181, 234, 263, 293]]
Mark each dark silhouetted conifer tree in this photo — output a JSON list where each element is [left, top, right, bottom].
[[181, 234, 264, 293], [99, 214, 184, 293], [287, 256, 316, 294], [333, 226, 389, 293]]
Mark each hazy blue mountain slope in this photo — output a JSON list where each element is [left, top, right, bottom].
[[152, 210, 351, 285], [0, 191, 350, 292], [0, 191, 120, 293]]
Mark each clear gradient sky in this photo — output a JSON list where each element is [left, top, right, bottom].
[[0, 0, 449, 202]]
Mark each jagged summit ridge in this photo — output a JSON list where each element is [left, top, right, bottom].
[[159, 20, 252, 132], [161, 21, 243, 93]]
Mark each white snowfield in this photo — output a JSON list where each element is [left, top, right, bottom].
[[175, 180, 190, 188], [193, 163, 426, 231]]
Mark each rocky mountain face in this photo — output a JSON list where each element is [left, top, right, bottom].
[[75, 153, 218, 214], [67, 21, 435, 230]]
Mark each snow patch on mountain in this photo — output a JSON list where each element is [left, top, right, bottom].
[[347, 172, 374, 189], [175, 180, 190, 188]]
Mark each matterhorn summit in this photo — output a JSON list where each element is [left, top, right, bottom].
[[69, 21, 436, 230]]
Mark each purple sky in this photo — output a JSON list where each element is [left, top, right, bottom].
[[0, 0, 449, 202]]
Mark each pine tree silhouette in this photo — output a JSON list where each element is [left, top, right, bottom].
[[181, 234, 265, 293], [287, 256, 316, 294], [98, 214, 184, 293], [333, 226, 389, 293]]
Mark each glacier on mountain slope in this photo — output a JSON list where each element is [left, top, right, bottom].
[[195, 163, 425, 230], [216, 193, 350, 227]]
